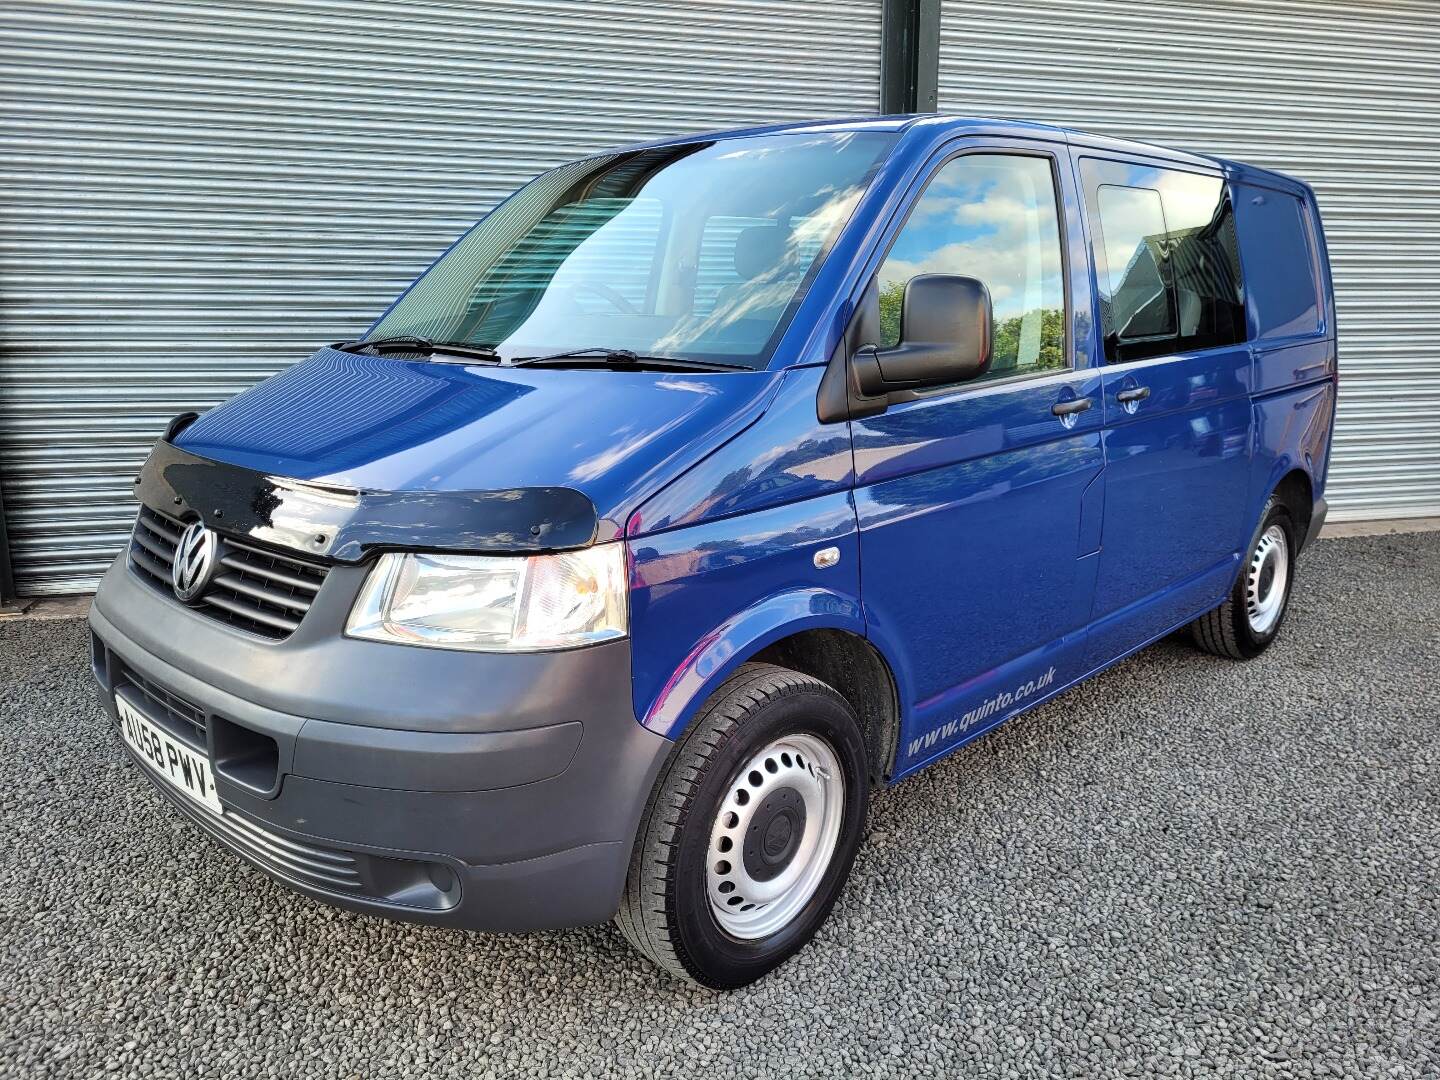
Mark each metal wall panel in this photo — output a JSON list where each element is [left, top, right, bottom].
[[0, 0, 882, 594], [939, 0, 1440, 521]]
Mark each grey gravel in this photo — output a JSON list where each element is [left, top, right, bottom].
[[2, 532, 1438, 1078]]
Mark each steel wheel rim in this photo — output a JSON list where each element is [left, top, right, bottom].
[[706, 732, 845, 940], [1246, 524, 1289, 634]]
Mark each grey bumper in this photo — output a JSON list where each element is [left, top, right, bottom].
[[89, 554, 672, 931]]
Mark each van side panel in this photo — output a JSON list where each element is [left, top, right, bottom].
[[1233, 176, 1338, 528], [1252, 383, 1336, 530], [1252, 337, 1335, 401]]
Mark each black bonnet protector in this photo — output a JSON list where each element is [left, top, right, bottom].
[[135, 439, 600, 563]]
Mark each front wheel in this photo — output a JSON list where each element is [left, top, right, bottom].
[[615, 663, 869, 989], [1190, 496, 1298, 659]]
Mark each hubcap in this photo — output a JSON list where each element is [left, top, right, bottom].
[[1245, 524, 1290, 635], [706, 733, 845, 940]]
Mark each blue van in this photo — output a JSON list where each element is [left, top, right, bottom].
[[90, 115, 1336, 988]]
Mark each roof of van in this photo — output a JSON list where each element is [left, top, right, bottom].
[[615, 114, 1310, 195]]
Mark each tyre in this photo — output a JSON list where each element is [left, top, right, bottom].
[[1190, 496, 1298, 659], [616, 662, 869, 989]]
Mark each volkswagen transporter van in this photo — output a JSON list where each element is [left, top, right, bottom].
[[91, 115, 1337, 988]]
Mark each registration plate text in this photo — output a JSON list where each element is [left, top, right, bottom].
[[117, 692, 223, 816]]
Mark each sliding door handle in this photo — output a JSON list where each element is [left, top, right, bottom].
[[1051, 397, 1093, 417], [1116, 386, 1151, 404]]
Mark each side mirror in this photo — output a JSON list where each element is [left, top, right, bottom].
[[852, 274, 993, 396]]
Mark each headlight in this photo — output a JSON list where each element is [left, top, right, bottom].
[[346, 544, 628, 652]]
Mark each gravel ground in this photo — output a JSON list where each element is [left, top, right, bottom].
[[2, 533, 1438, 1078]]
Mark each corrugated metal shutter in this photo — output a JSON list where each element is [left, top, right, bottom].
[[938, 0, 1440, 522], [0, 0, 882, 595]]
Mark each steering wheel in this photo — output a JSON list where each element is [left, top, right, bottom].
[[569, 280, 638, 315]]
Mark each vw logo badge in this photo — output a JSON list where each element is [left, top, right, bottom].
[[171, 520, 219, 603]]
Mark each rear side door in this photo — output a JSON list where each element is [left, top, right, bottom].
[[1075, 156, 1253, 663], [851, 140, 1105, 776]]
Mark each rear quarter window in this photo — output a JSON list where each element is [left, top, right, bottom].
[[1233, 184, 1323, 339]]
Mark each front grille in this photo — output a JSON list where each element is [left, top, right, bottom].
[[129, 506, 329, 640], [115, 658, 207, 747]]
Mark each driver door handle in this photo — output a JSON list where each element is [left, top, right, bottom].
[[1116, 386, 1152, 404], [1051, 397, 1093, 417]]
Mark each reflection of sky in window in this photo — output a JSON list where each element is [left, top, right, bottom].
[[372, 131, 893, 366], [1085, 161, 1227, 301], [1095, 184, 1167, 303], [879, 157, 1064, 321]]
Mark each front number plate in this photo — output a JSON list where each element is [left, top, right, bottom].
[[117, 692, 223, 816]]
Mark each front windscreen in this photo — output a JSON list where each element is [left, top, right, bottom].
[[366, 131, 895, 369]]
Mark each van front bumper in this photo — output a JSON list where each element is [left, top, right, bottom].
[[88, 555, 672, 931]]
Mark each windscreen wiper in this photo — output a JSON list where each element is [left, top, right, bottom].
[[508, 347, 744, 372], [338, 336, 502, 363]]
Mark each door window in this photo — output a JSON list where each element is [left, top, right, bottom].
[[875, 153, 1067, 383], [1082, 159, 1247, 362]]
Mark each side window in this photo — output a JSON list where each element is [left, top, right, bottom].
[[1233, 184, 1322, 339], [876, 154, 1067, 382], [1082, 158, 1247, 363]]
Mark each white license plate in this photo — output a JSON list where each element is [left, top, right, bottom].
[[117, 691, 223, 816]]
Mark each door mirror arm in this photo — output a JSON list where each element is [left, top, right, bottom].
[[849, 344, 887, 399], [851, 342, 969, 397]]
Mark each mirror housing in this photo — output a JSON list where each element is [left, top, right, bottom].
[[851, 274, 993, 397]]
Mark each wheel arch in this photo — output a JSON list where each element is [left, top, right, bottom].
[[1272, 467, 1316, 547], [752, 628, 902, 786], [637, 588, 906, 784]]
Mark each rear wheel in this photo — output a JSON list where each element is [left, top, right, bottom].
[[616, 663, 868, 989], [1190, 497, 1297, 659]]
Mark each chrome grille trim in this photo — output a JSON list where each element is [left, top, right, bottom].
[[128, 505, 329, 640]]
